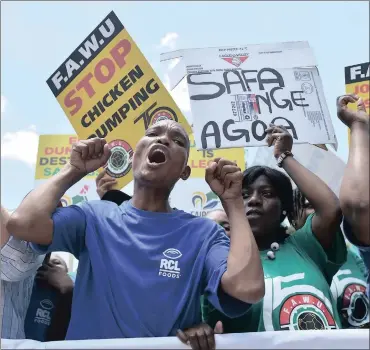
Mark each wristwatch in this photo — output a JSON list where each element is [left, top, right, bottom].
[[277, 151, 293, 168]]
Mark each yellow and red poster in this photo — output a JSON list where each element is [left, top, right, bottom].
[[46, 11, 191, 189], [35, 135, 100, 207], [345, 62, 369, 143]]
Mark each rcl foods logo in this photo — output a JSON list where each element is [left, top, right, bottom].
[[191, 191, 219, 217], [159, 248, 182, 279], [34, 299, 54, 326]]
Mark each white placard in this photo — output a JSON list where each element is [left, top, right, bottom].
[[162, 42, 337, 150]]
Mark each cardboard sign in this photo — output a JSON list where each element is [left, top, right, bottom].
[[161, 42, 337, 150], [344, 62, 370, 144], [46, 11, 191, 189], [188, 134, 245, 177], [35, 135, 100, 206]]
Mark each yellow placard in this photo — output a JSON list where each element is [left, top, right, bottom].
[[344, 63, 370, 144], [35, 135, 100, 180], [188, 134, 245, 177], [46, 11, 191, 189]]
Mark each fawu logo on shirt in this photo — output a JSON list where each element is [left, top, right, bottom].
[[158, 248, 182, 279]]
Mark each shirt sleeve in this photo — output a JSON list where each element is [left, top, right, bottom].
[[203, 227, 251, 319], [31, 204, 87, 259], [290, 213, 347, 284], [1, 237, 44, 282]]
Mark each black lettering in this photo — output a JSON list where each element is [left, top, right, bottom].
[[117, 103, 130, 119], [251, 120, 268, 141], [133, 88, 149, 106], [201, 121, 221, 149], [119, 76, 132, 91], [256, 92, 273, 114], [270, 87, 293, 110], [40, 157, 49, 166], [50, 157, 58, 166], [146, 79, 160, 94], [291, 91, 309, 107], [88, 105, 101, 122], [128, 65, 144, 83], [95, 124, 108, 138], [128, 97, 137, 110], [106, 112, 122, 132], [59, 157, 67, 165], [102, 93, 114, 108], [257, 68, 284, 90], [223, 119, 250, 143], [88, 134, 97, 139], [110, 84, 124, 100], [271, 116, 298, 140], [81, 114, 92, 127], [241, 70, 258, 91], [187, 73, 226, 101], [97, 101, 106, 114], [223, 71, 246, 94]]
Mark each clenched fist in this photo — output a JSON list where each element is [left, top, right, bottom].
[[337, 94, 369, 128], [265, 124, 293, 159], [205, 158, 243, 202], [70, 138, 111, 175]]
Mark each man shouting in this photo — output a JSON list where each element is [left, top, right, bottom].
[[7, 121, 263, 340]]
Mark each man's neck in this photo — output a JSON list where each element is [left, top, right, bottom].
[[132, 183, 172, 213]]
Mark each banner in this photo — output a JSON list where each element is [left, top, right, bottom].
[[161, 42, 337, 150], [344, 62, 370, 143], [2, 329, 369, 349], [46, 11, 191, 190], [35, 135, 100, 207]]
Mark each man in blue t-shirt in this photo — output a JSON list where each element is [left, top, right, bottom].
[[336, 94, 370, 297], [7, 120, 264, 340]]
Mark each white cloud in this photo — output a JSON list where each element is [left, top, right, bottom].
[[159, 32, 179, 50], [1, 126, 39, 166], [1, 95, 7, 115]]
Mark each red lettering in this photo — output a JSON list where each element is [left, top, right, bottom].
[[95, 58, 116, 84], [64, 90, 83, 116], [76, 73, 95, 97], [110, 40, 132, 68], [69, 136, 78, 145], [45, 147, 54, 155], [191, 160, 198, 168], [364, 98, 369, 109], [199, 160, 206, 168]]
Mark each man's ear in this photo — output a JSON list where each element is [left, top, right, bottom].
[[180, 165, 191, 181]]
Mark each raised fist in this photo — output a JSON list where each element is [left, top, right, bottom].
[[265, 124, 293, 159], [337, 94, 369, 128], [70, 138, 111, 175]]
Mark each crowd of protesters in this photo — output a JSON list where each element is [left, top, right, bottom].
[[0, 94, 369, 349]]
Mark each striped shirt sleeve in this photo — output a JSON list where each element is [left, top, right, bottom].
[[1, 237, 44, 282]]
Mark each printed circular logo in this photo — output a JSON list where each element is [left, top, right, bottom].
[[301, 82, 313, 94], [106, 140, 133, 179], [40, 299, 54, 310], [151, 107, 177, 126], [61, 195, 72, 207], [279, 294, 337, 330], [341, 283, 369, 328]]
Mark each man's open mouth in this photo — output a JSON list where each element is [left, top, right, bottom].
[[147, 148, 167, 165]]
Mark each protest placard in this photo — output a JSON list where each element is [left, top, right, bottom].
[[344, 62, 369, 144], [35, 135, 100, 206], [46, 11, 191, 190], [187, 134, 245, 177], [161, 42, 337, 150]]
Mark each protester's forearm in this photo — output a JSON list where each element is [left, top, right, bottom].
[[7, 164, 84, 245], [340, 122, 370, 245], [221, 198, 264, 304], [282, 156, 341, 246], [1, 206, 11, 248]]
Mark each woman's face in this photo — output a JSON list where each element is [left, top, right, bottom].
[[295, 198, 314, 230], [243, 175, 282, 238]]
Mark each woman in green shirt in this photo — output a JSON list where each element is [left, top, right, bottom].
[[203, 124, 346, 332], [292, 188, 369, 329]]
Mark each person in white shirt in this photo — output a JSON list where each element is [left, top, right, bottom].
[[1, 205, 44, 339]]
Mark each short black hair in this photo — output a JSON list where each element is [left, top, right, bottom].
[[292, 187, 306, 222], [242, 166, 294, 223]]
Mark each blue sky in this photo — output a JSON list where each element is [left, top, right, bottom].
[[1, 1, 369, 211]]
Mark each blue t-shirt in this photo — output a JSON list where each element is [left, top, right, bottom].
[[32, 200, 250, 340], [343, 219, 370, 298]]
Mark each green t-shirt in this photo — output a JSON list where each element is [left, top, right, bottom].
[[202, 214, 346, 332], [330, 246, 369, 328]]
